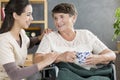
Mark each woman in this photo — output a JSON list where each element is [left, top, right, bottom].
[[34, 3, 116, 80], [0, 0, 58, 80]]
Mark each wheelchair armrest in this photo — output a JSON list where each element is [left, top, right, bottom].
[[110, 62, 117, 80], [41, 64, 59, 80], [96, 61, 116, 80]]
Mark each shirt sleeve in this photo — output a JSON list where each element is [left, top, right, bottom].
[[87, 30, 108, 54], [0, 39, 15, 65], [3, 62, 38, 80], [36, 34, 51, 54]]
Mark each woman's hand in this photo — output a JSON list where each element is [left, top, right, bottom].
[[43, 28, 53, 34], [85, 54, 101, 65], [38, 28, 53, 40], [37, 52, 58, 70], [43, 52, 58, 64], [55, 51, 76, 63]]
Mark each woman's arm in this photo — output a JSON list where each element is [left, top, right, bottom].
[[29, 37, 40, 48], [3, 53, 58, 80], [98, 49, 116, 64], [34, 53, 45, 63], [3, 62, 38, 80], [85, 49, 116, 65], [29, 28, 53, 48], [34, 51, 76, 64]]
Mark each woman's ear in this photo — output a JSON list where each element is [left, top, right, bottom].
[[72, 14, 77, 24], [13, 12, 18, 19]]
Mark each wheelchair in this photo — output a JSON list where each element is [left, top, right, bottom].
[[40, 62, 117, 80], [40, 64, 58, 80]]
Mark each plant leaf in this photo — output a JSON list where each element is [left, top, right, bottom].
[[115, 8, 120, 18]]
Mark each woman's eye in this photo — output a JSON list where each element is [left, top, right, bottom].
[[54, 17, 57, 20], [27, 13, 32, 16], [26, 12, 32, 16], [60, 15, 64, 18]]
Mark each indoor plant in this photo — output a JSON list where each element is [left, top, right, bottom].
[[113, 8, 120, 40], [113, 7, 120, 52]]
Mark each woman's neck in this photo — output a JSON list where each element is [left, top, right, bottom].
[[10, 25, 21, 41], [59, 29, 76, 41]]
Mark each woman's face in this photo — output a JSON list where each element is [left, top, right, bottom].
[[14, 4, 33, 29], [53, 13, 76, 32]]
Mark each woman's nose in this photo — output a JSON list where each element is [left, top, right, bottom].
[[30, 15, 33, 21], [56, 18, 62, 24]]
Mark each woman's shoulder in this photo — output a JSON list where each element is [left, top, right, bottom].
[[0, 32, 10, 39], [44, 31, 59, 37], [76, 29, 92, 34], [0, 32, 11, 43]]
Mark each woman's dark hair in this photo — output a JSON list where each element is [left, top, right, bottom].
[[0, 0, 30, 33], [52, 3, 77, 17]]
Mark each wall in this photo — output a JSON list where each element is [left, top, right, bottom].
[[47, 0, 120, 50]]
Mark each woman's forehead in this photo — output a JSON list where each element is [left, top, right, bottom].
[[24, 4, 33, 12]]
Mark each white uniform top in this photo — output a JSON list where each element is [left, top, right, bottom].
[[0, 29, 30, 80], [36, 29, 108, 70]]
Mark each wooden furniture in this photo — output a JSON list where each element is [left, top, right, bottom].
[[0, 0, 48, 36], [113, 51, 120, 80], [24, 54, 33, 66], [114, 50, 120, 54], [114, 53, 120, 80], [0, 0, 48, 66]]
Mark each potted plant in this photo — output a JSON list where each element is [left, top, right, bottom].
[[113, 8, 120, 40], [113, 8, 120, 52]]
